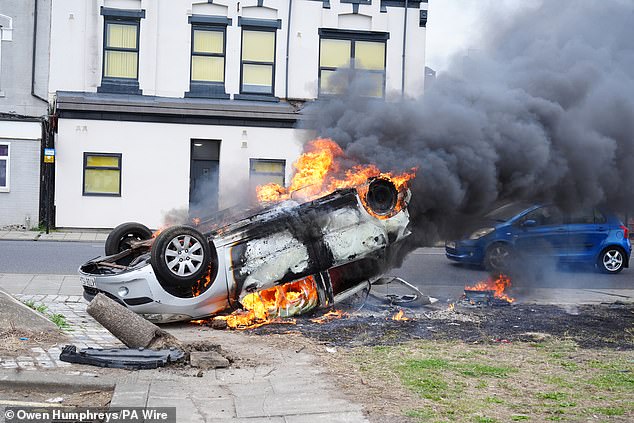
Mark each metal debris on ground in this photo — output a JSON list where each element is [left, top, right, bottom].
[[59, 345, 185, 370]]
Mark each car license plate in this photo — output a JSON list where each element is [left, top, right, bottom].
[[445, 241, 456, 249], [80, 275, 96, 288]]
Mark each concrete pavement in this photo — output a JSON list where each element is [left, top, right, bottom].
[[0, 274, 370, 422], [0, 229, 108, 242]]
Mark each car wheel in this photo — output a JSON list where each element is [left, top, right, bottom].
[[484, 243, 514, 272], [105, 222, 153, 255], [150, 225, 211, 287], [598, 247, 625, 274]]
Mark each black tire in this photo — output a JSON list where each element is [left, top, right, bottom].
[[597, 246, 625, 274], [150, 225, 211, 287], [105, 222, 153, 255], [484, 243, 514, 272]]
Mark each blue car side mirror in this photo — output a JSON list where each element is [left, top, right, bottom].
[[522, 219, 537, 228]]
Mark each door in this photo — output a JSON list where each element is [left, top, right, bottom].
[[189, 140, 220, 218], [566, 209, 610, 262], [514, 206, 568, 257]]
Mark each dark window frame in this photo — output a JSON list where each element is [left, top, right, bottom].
[[249, 158, 286, 186], [0, 142, 9, 192], [98, 8, 144, 95], [186, 16, 231, 99], [239, 25, 278, 98], [83, 152, 122, 197], [318, 29, 388, 98]]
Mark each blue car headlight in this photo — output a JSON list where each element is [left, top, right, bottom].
[[469, 227, 495, 240]]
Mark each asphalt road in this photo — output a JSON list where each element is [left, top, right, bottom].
[[0, 240, 631, 297], [0, 240, 105, 274]]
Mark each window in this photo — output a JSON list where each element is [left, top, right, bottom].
[[319, 30, 387, 98], [98, 7, 145, 95], [0, 143, 9, 192], [241, 29, 276, 95], [250, 159, 285, 188], [522, 206, 564, 226], [186, 16, 231, 99], [192, 27, 224, 84], [103, 21, 139, 79], [83, 153, 122, 196]]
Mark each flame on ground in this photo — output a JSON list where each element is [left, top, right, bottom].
[[257, 138, 416, 204], [391, 310, 411, 321], [310, 309, 349, 323], [215, 276, 319, 329], [465, 274, 515, 303]]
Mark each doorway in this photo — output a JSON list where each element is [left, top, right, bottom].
[[189, 140, 220, 217]]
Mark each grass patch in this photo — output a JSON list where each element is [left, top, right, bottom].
[[329, 339, 634, 423], [536, 392, 568, 401], [23, 301, 71, 331], [588, 371, 634, 391], [23, 300, 48, 314], [588, 406, 625, 416], [49, 314, 70, 330]]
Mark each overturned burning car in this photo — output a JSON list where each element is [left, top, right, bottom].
[[79, 177, 413, 323]]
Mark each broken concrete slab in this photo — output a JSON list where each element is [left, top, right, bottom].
[[0, 288, 60, 333], [189, 351, 230, 369]]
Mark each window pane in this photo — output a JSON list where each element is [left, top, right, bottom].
[[252, 161, 284, 173], [355, 41, 385, 71], [104, 51, 138, 78], [251, 173, 284, 187], [242, 64, 273, 93], [192, 56, 224, 82], [320, 70, 340, 94], [85, 169, 120, 194], [363, 72, 384, 97], [0, 145, 7, 156], [320, 39, 351, 68], [0, 159, 6, 187], [242, 30, 275, 62], [86, 155, 120, 168], [194, 30, 223, 54], [106, 23, 137, 49]]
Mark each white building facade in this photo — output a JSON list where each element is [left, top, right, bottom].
[[48, 0, 428, 228]]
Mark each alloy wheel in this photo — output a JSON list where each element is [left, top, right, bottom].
[[602, 249, 623, 272], [164, 235, 205, 277]]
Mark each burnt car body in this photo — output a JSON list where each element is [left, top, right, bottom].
[[79, 178, 412, 322]]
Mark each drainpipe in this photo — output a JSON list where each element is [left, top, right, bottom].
[[401, 0, 408, 97], [285, 0, 293, 99], [32, 0, 48, 104]]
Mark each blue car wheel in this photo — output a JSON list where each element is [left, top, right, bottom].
[[598, 247, 625, 274], [484, 243, 514, 272]]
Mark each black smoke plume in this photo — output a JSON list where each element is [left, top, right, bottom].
[[304, 0, 634, 247]]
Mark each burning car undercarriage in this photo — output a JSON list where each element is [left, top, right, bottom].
[[80, 172, 416, 324]]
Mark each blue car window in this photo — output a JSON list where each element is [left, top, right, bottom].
[[594, 210, 607, 224], [523, 206, 564, 226], [569, 209, 595, 224]]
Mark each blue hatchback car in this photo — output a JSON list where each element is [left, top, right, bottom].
[[445, 203, 631, 273]]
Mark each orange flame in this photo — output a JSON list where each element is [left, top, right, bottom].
[[310, 309, 349, 323], [465, 274, 515, 303], [257, 138, 416, 204], [448, 303, 455, 312], [191, 268, 214, 297], [215, 276, 319, 329], [391, 310, 411, 321]]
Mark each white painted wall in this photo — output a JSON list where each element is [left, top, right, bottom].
[[55, 118, 309, 228], [0, 121, 41, 229], [48, 0, 428, 99]]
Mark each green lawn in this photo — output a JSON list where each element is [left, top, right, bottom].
[[332, 340, 634, 422]]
